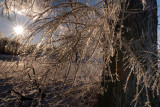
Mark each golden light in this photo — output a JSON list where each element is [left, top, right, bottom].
[[14, 9, 26, 15], [13, 26, 24, 35]]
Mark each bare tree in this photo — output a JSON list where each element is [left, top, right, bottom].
[[0, 0, 159, 107]]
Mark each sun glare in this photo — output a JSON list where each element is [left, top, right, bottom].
[[14, 9, 26, 15], [13, 26, 24, 35]]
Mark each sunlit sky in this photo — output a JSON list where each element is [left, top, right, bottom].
[[0, 1, 160, 43]]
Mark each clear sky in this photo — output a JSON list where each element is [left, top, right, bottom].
[[0, 1, 160, 43], [0, 15, 29, 37]]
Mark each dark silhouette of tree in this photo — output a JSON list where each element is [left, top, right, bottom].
[[0, 37, 21, 55], [98, 0, 158, 107]]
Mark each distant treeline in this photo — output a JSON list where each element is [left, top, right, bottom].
[[0, 37, 55, 56], [0, 37, 21, 55]]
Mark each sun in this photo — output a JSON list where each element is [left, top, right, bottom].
[[13, 26, 24, 35]]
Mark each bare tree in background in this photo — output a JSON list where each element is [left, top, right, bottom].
[[0, 0, 159, 107]]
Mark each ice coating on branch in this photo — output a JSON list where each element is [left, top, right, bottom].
[[142, 0, 147, 10]]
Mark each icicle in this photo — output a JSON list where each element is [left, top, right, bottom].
[[142, 0, 147, 10], [110, 45, 114, 57]]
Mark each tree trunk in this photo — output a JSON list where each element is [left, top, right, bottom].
[[98, 0, 157, 107]]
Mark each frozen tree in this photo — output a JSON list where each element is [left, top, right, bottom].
[[0, 0, 159, 106], [98, 0, 158, 107]]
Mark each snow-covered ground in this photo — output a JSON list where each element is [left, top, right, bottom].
[[0, 53, 102, 106]]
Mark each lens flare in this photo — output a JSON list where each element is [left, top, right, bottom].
[[13, 26, 24, 35]]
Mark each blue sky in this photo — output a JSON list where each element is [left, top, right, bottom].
[[0, 15, 29, 37], [0, 1, 160, 43]]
